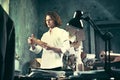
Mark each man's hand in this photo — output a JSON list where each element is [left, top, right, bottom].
[[28, 34, 36, 49], [28, 34, 36, 45]]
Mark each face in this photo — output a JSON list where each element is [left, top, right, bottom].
[[45, 15, 55, 28]]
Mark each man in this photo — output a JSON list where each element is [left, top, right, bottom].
[[28, 11, 70, 70]]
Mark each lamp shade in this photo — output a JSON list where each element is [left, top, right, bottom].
[[67, 10, 84, 29], [66, 10, 85, 41]]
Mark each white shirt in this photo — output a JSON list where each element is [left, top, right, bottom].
[[30, 27, 70, 69]]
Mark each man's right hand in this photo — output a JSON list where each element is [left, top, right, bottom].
[[28, 34, 37, 50], [28, 34, 35, 45]]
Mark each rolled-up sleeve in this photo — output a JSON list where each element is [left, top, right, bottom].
[[29, 45, 42, 54], [60, 31, 70, 53], [61, 40, 70, 53]]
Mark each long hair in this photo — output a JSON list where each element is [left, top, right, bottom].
[[44, 11, 62, 27]]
